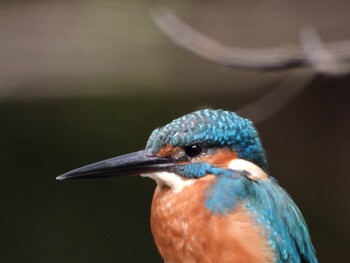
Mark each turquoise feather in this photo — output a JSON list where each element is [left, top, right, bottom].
[[206, 171, 317, 263], [147, 109, 317, 262]]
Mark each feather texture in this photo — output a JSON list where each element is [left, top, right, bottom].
[[206, 169, 317, 263]]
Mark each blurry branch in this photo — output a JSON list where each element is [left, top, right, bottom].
[[153, 8, 350, 75], [300, 27, 350, 75], [152, 7, 349, 123], [236, 71, 314, 123]]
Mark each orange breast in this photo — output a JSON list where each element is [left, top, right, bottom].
[[150, 175, 274, 263]]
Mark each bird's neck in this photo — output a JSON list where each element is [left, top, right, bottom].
[[150, 173, 274, 263]]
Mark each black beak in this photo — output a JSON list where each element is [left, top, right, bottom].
[[56, 149, 174, 181]]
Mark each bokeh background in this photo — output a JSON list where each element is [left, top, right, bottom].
[[1, 0, 350, 262]]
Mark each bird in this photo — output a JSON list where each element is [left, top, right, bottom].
[[57, 109, 317, 263]]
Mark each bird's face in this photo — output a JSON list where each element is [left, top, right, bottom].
[[57, 109, 268, 187]]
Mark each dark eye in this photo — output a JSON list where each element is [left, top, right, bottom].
[[184, 144, 203, 158]]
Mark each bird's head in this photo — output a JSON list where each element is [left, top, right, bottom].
[[57, 109, 268, 188]]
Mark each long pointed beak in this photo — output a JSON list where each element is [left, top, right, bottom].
[[56, 149, 174, 181]]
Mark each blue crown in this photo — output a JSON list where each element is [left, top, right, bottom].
[[146, 109, 268, 172]]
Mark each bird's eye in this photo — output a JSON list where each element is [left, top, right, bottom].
[[184, 144, 203, 158]]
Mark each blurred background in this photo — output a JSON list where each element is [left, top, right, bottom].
[[1, 0, 349, 262]]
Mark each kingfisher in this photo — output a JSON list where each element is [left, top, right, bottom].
[[57, 109, 317, 263]]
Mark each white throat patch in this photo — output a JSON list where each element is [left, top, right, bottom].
[[229, 159, 268, 180], [141, 172, 195, 194]]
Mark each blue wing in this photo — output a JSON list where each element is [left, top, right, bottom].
[[205, 171, 318, 263], [248, 177, 318, 263]]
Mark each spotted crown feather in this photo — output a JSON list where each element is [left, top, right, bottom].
[[146, 109, 268, 171]]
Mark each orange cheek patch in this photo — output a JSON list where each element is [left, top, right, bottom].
[[198, 148, 237, 168], [157, 144, 182, 158]]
